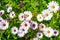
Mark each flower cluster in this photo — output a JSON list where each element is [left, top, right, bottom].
[[17, 21, 30, 37], [11, 11, 38, 37], [37, 1, 59, 22], [6, 5, 15, 18], [33, 23, 59, 40], [17, 20, 38, 37], [0, 5, 16, 30], [18, 11, 32, 21], [0, 1, 59, 40], [0, 10, 9, 30]]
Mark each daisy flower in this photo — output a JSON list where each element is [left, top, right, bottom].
[[53, 30, 59, 36], [39, 23, 46, 31], [43, 27, 53, 38], [37, 32, 43, 38], [30, 21, 38, 30], [21, 21, 30, 29], [33, 37, 38, 40], [11, 27, 18, 35], [1, 20, 9, 30], [0, 10, 4, 16], [9, 11, 15, 18], [37, 14, 43, 22], [42, 9, 53, 20], [18, 13, 25, 21], [7, 6, 12, 13], [20, 21, 30, 34], [24, 11, 32, 20], [19, 26, 28, 34], [17, 29, 25, 37], [47, 1, 59, 13]]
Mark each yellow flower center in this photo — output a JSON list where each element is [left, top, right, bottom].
[[25, 14, 29, 18], [45, 13, 49, 17], [40, 16, 42, 19], [51, 5, 55, 9], [47, 30, 50, 34]]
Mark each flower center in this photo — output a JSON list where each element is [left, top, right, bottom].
[[29, 21, 31, 23], [40, 16, 42, 19], [41, 25, 44, 28], [32, 24, 35, 27], [0, 12, 2, 15], [22, 29, 25, 31], [12, 14, 14, 16], [9, 9, 11, 11], [21, 16, 24, 18], [51, 5, 55, 9], [39, 34, 41, 36], [3, 23, 6, 26], [54, 31, 57, 34], [45, 13, 49, 17], [25, 14, 29, 18], [25, 23, 27, 26], [14, 29, 16, 32], [47, 30, 50, 34]]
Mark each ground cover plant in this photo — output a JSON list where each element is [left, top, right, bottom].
[[0, 0, 60, 40]]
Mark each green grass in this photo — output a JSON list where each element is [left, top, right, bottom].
[[0, 0, 60, 40]]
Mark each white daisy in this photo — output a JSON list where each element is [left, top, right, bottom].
[[7, 7, 12, 13], [53, 30, 59, 36], [1, 20, 9, 30], [11, 27, 18, 35], [37, 14, 43, 22], [19, 21, 31, 34], [30, 21, 38, 30], [39, 23, 46, 31], [42, 9, 53, 20], [17, 29, 25, 37], [47, 1, 59, 13], [9, 11, 15, 18], [37, 32, 43, 38], [33, 37, 38, 40], [24, 11, 32, 20], [43, 27, 53, 38], [19, 26, 28, 34], [21, 21, 30, 29], [0, 10, 4, 16], [18, 13, 25, 21]]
